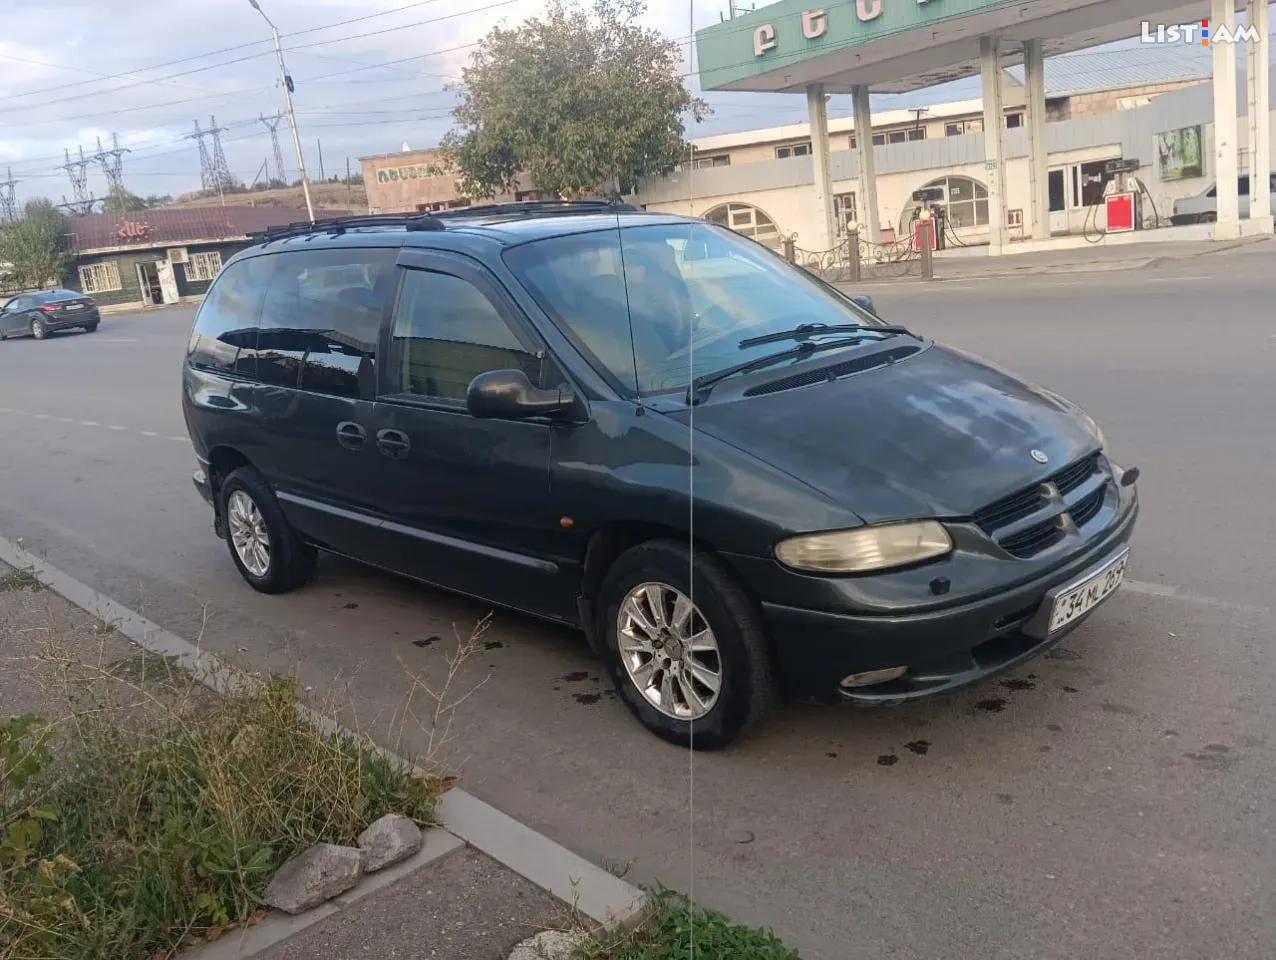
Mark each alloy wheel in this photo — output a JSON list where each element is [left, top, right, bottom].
[[616, 582, 723, 720], [227, 490, 271, 578]]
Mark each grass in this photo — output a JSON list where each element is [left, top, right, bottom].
[[0, 672, 440, 960], [577, 889, 802, 959], [0, 570, 41, 594]]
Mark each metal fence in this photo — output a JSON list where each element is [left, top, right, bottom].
[[785, 226, 934, 284]]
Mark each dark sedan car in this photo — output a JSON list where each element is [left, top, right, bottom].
[[0, 289, 100, 340], [182, 203, 1138, 749]]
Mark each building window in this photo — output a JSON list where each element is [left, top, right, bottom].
[[1007, 209, 1024, 227], [1005, 113, 1024, 129], [945, 118, 984, 137], [871, 133, 887, 146], [186, 251, 223, 283], [683, 154, 730, 170], [849, 135, 857, 149], [907, 128, 926, 141], [775, 142, 811, 159], [78, 262, 122, 294], [833, 193, 857, 236], [917, 175, 990, 228], [703, 202, 782, 249]]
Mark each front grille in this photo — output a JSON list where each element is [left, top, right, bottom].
[[1070, 485, 1105, 528], [973, 452, 1110, 559]]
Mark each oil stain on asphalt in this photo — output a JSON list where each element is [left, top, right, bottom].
[[904, 740, 930, 756], [976, 698, 1007, 712]]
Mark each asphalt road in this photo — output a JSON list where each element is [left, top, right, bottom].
[[1, 247, 1273, 960]]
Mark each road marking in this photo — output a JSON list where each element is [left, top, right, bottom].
[[33, 413, 50, 419], [164, 436, 190, 443], [107, 425, 126, 431], [79, 420, 99, 426], [56, 417, 74, 423], [139, 430, 159, 437], [90, 338, 138, 343]]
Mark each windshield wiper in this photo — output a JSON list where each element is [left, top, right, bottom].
[[688, 337, 874, 405], [739, 321, 913, 350]]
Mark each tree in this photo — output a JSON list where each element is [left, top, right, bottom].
[[442, 0, 708, 199], [0, 200, 71, 290], [102, 187, 148, 212]]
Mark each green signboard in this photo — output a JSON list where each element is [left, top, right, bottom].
[[695, 0, 1017, 91]]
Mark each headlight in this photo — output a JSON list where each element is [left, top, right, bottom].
[[774, 521, 953, 574]]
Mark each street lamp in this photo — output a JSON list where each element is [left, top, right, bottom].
[[248, 0, 315, 222]]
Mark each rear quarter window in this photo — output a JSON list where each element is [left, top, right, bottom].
[[187, 255, 273, 376]]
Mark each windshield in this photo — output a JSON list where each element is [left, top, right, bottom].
[[504, 221, 891, 395]]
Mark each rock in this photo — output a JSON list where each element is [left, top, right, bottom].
[[508, 930, 586, 960], [264, 844, 363, 914], [356, 814, 424, 872]]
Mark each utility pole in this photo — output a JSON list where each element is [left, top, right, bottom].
[[345, 156, 352, 209], [186, 118, 233, 202], [91, 133, 130, 196], [248, 0, 314, 222], [60, 147, 96, 215], [0, 167, 19, 221], [259, 112, 287, 184], [317, 138, 324, 182]]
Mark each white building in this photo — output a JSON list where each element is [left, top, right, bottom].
[[636, 43, 1276, 254]]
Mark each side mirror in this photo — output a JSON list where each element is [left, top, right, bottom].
[[467, 369, 575, 420], [850, 294, 878, 315]]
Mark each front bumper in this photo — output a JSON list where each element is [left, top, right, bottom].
[[762, 498, 1138, 704]]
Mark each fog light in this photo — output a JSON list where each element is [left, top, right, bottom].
[[840, 666, 907, 689]]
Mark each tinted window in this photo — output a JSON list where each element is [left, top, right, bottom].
[[390, 269, 540, 403], [256, 248, 396, 398], [188, 256, 273, 376], [1239, 176, 1251, 195], [507, 222, 889, 394], [503, 231, 637, 392]]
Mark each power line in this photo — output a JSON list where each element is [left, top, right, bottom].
[[0, 168, 19, 221], [186, 117, 235, 193], [59, 147, 95, 215], [260, 112, 288, 183]]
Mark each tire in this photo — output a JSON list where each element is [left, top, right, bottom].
[[1198, 211, 1218, 223], [84, 322, 99, 333], [596, 539, 773, 750], [218, 466, 317, 594], [30, 318, 46, 340]]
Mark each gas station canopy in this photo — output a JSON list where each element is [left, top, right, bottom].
[[695, 0, 1239, 94]]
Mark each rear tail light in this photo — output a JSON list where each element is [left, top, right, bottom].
[[40, 305, 59, 313], [85, 298, 96, 307]]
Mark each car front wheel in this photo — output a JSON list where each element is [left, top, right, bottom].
[[30, 318, 46, 340], [597, 540, 774, 749], [219, 466, 317, 594]]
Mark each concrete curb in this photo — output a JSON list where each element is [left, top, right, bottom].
[[0, 536, 650, 954]]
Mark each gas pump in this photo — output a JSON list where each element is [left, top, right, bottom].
[[909, 186, 945, 250], [1103, 158, 1143, 233]]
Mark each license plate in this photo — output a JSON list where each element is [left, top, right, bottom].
[[65, 304, 84, 310], [1048, 550, 1128, 633]]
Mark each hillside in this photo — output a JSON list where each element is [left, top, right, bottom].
[[169, 182, 367, 212]]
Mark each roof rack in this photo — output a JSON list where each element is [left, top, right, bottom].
[[252, 212, 444, 243], [429, 199, 637, 220]]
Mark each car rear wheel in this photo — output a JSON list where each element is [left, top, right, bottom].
[[30, 319, 46, 340], [1198, 211, 1218, 223], [84, 322, 99, 333], [219, 466, 317, 594], [596, 540, 774, 749]]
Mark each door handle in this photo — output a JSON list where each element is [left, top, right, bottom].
[[336, 421, 367, 450], [376, 428, 411, 459]]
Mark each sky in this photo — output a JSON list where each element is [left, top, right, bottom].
[[0, 0, 1142, 207]]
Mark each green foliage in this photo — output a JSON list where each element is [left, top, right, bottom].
[[579, 889, 803, 959], [100, 188, 171, 212], [0, 677, 440, 959], [0, 199, 72, 290], [442, 0, 708, 199]]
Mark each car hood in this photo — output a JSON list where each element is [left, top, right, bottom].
[[665, 343, 1100, 522]]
